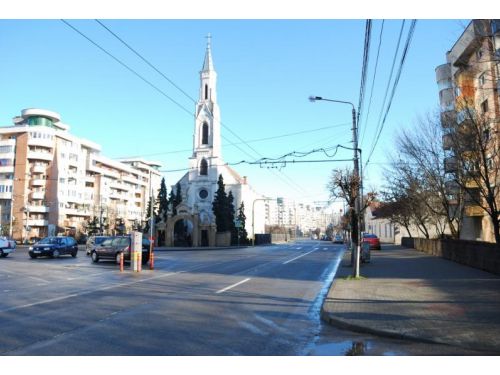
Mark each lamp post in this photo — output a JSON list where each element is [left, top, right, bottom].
[[148, 170, 155, 270], [309, 95, 362, 278]]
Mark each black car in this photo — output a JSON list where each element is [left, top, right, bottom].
[[90, 236, 150, 265], [29, 236, 78, 259]]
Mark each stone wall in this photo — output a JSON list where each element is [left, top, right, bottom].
[[402, 237, 500, 275]]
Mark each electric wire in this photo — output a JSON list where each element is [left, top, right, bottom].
[[356, 19, 372, 138], [364, 20, 417, 171], [360, 19, 385, 147]]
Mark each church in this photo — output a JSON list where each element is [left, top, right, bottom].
[[160, 36, 264, 247]]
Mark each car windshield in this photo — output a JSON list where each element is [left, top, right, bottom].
[[95, 237, 108, 245], [38, 237, 63, 245]]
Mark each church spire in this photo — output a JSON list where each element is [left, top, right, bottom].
[[202, 33, 214, 72]]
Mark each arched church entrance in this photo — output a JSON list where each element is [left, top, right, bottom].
[[173, 218, 194, 247]]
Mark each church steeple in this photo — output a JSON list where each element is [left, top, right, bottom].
[[193, 34, 221, 159], [202, 33, 214, 72]]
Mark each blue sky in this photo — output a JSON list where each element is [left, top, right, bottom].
[[0, 16, 471, 206]]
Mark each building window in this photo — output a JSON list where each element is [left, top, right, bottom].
[[202, 123, 209, 145], [481, 99, 489, 114], [200, 159, 208, 176], [205, 84, 208, 100], [199, 189, 208, 199], [478, 73, 486, 87]]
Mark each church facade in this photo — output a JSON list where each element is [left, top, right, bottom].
[[161, 37, 264, 247]]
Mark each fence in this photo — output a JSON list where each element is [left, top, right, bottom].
[[401, 237, 500, 275]]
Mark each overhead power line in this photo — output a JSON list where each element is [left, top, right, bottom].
[[364, 19, 417, 171], [356, 19, 372, 137], [360, 19, 385, 147]]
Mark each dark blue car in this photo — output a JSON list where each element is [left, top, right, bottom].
[[29, 236, 78, 259]]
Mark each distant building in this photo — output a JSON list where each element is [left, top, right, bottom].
[[436, 19, 500, 242], [0, 108, 162, 242]]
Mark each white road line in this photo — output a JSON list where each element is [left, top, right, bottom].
[[283, 249, 318, 265], [215, 278, 251, 294]]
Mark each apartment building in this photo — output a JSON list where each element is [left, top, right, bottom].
[[264, 198, 334, 236], [0, 108, 162, 242], [436, 19, 500, 241]]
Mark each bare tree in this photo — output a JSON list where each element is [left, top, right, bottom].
[[395, 111, 465, 238], [328, 167, 375, 277], [445, 104, 500, 243]]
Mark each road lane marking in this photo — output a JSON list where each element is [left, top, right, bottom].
[[283, 249, 318, 265], [215, 278, 251, 294]]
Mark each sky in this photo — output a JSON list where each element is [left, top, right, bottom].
[[0, 2, 479, 212]]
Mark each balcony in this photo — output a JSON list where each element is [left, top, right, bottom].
[[445, 180, 460, 194], [27, 150, 53, 162], [0, 165, 14, 174], [442, 134, 453, 150], [27, 137, 54, 149], [65, 208, 91, 217], [31, 164, 47, 174], [30, 178, 47, 187], [0, 191, 12, 199], [30, 191, 45, 200], [444, 156, 458, 173], [465, 205, 484, 217], [27, 219, 49, 227], [28, 205, 50, 213]]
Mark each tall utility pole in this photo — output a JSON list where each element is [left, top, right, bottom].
[[309, 96, 362, 278], [149, 170, 155, 270]]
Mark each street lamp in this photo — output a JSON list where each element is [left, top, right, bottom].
[[309, 95, 362, 278]]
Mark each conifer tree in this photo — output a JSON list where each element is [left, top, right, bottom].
[[157, 177, 169, 222], [212, 174, 230, 232], [237, 202, 249, 244]]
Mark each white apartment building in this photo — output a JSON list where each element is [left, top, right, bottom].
[[0, 108, 162, 242], [264, 198, 334, 236]]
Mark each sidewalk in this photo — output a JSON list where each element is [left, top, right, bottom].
[[321, 244, 500, 354]]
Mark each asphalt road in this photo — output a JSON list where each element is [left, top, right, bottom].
[[0, 240, 344, 355]]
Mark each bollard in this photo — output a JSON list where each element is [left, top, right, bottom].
[[120, 252, 124, 272], [149, 251, 154, 270]]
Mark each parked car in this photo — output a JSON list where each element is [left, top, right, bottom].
[[333, 234, 344, 244], [29, 236, 79, 258], [0, 236, 16, 257], [86, 235, 111, 256], [90, 236, 150, 265], [362, 233, 381, 250]]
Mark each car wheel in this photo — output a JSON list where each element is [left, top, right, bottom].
[[141, 256, 149, 265], [29, 253, 37, 259], [71, 251, 78, 258], [91, 251, 99, 263], [0, 249, 4, 257], [53, 249, 60, 258]]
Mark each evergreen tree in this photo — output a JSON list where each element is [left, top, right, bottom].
[[237, 202, 249, 245], [157, 177, 169, 222], [169, 183, 182, 216], [227, 191, 237, 244], [144, 198, 157, 234], [212, 174, 230, 232], [168, 189, 176, 215]]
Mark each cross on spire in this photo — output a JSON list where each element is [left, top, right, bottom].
[[206, 33, 212, 49]]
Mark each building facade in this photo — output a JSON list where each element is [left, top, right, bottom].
[[0, 108, 162, 242], [436, 19, 500, 242]]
